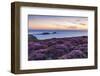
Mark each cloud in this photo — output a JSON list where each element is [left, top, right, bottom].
[[28, 15, 88, 30]]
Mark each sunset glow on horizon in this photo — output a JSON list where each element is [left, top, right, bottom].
[[28, 15, 88, 30]]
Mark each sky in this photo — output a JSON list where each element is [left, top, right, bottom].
[[28, 15, 88, 30]]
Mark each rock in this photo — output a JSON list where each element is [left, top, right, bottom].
[[52, 32, 56, 34], [40, 32, 57, 35], [30, 43, 48, 50], [34, 49, 48, 53], [56, 40, 64, 44], [28, 34, 38, 42], [28, 42, 36, 54], [28, 36, 88, 60], [82, 36, 88, 38], [66, 50, 86, 59], [59, 50, 86, 59], [28, 52, 46, 60], [49, 44, 70, 53], [58, 54, 68, 59], [41, 32, 50, 35], [47, 41, 57, 47], [45, 48, 66, 59], [77, 44, 88, 56]]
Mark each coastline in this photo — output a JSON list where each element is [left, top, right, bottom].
[[28, 35, 88, 60]]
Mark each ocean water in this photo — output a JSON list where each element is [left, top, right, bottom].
[[28, 30, 87, 40]]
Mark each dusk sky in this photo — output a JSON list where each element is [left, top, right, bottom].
[[28, 15, 88, 30]]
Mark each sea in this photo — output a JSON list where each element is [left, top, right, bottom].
[[28, 30, 88, 40]]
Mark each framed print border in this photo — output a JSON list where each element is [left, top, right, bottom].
[[11, 2, 98, 74]]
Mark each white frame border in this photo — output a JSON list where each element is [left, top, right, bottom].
[[20, 6, 95, 70]]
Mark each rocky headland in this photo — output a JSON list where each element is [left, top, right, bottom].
[[28, 34, 88, 60]]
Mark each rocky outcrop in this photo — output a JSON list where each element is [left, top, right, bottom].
[[28, 34, 38, 42], [28, 36, 88, 60], [38, 32, 57, 35]]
